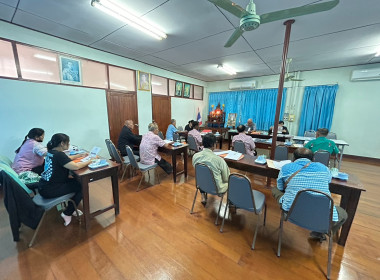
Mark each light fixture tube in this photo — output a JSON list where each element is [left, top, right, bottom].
[[91, 0, 167, 40], [217, 64, 236, 75], [34, 54, 57, 61]]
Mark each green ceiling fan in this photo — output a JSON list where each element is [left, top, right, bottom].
[[208, 0, 340, 47]]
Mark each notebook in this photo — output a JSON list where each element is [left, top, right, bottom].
[[80, 146, 101, 162]]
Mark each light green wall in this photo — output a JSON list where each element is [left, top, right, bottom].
[[207, 63, 380, 158]]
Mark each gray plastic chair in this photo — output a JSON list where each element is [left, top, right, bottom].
[[109, 141, 139, 181], [274, 146, 288, 161], [233, 141, 247, 154], [158, 131, 164, 140], [126, 145, 158, 192], [277, 189, 334, 279], [105, 139, 115, 161], [30, 193, 80, 247], [190, 163, 226, 225], [304, 130, 316, 137], [327, 132, 337, 140], [173, 133, 180, 142], [0, 155, 12, 166], [177, 126, 184, 131], [313, 150, 330, 166], [220, 174, 266, 249], [187, 135, 199, 155]]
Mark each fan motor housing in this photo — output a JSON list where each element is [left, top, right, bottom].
[[240, 14, 260, 31]]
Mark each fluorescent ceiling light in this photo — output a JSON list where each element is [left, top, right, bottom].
[[375, 50, 380, 57], [152, 81, 162, 86], [23, 69, 53, 76], [34, 54, 57, 61], [91, 0, 167, 40], [217, 64, 236, 75]]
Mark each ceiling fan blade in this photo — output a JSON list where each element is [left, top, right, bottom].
[[208, 0, 250, 18], [290, 78, 304, 81], [224, 27, 244, 47], [260, 0, 339, 24]]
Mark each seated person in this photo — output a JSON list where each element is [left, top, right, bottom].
[[39, 133, 93, 226], [117, 120, 142, 156], [140, 123, 173, 174], [269, 120, 289, 135], [12, 128, 47, 175], [245, 118, 256, 132], [184, 120, 194, 132], [272, 147, 347, 240], [192, 134, 230, 204], [188, 121, 203, 151], [232, 125, 256, 156], [166, 119, 178, 140], [304, 128, 339, 155]]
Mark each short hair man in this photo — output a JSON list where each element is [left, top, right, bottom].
[[192, 134, 230, 204], [166, 119, 178, 141], [188, 121, 203, 151], [272, 147, 347, 240], [245, 118, 256, 132], [269, 120, 289, 135], [184, 120, 194, 132], [117, 120, 142, 156], [304, 128, 339, 155], [232, 125, 256, 156], [140, 123, 173, 174]]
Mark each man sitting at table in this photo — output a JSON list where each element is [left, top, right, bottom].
[[188, 121, 203, 151], [232, 125, 256, 156], [269, 120, 289, 135], [185, 120, 194, 132], [192, 134, 230, 204], [272, 147, 347, 241], [304, 128, 339, 155], [140, 123, 173, 174], [166, 119, 178, 141], [245, 118, 256, 132], [118, 120, 142, 156]]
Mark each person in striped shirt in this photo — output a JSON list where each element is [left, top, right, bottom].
[[272, 147, 347, 241]]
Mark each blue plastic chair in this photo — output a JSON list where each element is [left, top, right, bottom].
[[220, 173, 267, 249], [277, 189, 334, 279], [108, 141, 139, 182], [191, 163, 226, 225], [304, 130, 316, 138], [313, 150, 330, 167], [105, 139, 115, 161], [187, 135, 200, 154], [233, 140, 247, 154], [274, 146, 288, 161]]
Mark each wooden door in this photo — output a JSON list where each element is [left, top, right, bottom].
[[106, 91, 139, 145], [152, 95, 171, 134]]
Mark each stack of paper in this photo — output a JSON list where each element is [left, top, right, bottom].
[[224, 151, 242, 160], [266, 159, 291, 170]]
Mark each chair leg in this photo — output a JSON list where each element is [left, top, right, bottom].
[[215, 194, 224, 225], [251, 213, 261, 250], [263, 203, 267, 226], [136, 171, 145, 192], [70, 199, 81, 224], [190, 188, 199, 214], [156, 168, 160, 184], [327, 233, 332, 279], [220, 201, 229, 233], [121, 164, 128, 181], [277, 211, 285, 257], [29, 211, 46, 248]]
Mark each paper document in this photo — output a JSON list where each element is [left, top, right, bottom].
[[292, 144, 303, 148], [224, 151, 242, 160], [266, 159, 291, 170], [214, 150, 230, 156], [164, 140, 173, 144]]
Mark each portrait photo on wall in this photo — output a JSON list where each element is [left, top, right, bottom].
[[138, 71, 151, 91], [59, 56, 82, 85], [175, 81, 183, 97], [227, 113, 237, 127], [183, 83, 191, 98]]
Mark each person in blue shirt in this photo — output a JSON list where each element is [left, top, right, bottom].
[[166, 119, 178, 140]]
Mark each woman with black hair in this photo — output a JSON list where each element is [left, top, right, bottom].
[[39, 133, 92, 226], [12, 128, 47, 175]]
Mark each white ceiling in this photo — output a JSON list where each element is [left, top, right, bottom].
[[1, 0, 380, 81]]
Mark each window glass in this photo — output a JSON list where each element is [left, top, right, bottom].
[[82, 60, 107, 88], [169, 79, 175, 96], [0, 40, 17, 78], [109, 66, 135, 91], [152, 75, 168, 95], [194, 85, 203, 100]]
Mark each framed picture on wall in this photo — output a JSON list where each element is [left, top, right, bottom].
[[59, 56, 82, 85], [138, 71, 151, 91], [183, 83, 191, 98], [175, 81, 183, 97]]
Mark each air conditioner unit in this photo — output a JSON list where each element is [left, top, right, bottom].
[[351, 68, 380, 81], [229, 80, 256, 90]]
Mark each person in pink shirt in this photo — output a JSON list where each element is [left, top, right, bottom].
[[12, 128, 47, 175], [140, 123, 173, 174], [232, 125, 257, 156], [188, 121, 203, 151]]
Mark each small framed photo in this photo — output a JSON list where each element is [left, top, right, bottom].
[[183, 83, 191, 98], [138, 71, 151, 91], [59, 56, 82, 85], [175, 81, 183, 97]]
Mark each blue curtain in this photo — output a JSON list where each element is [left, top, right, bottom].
[[297, 85, 338, 136], [208, 88, 287, 130]]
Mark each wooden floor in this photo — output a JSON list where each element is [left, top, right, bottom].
[[1, 147, 379, 280]]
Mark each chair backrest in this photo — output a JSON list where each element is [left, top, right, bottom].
[[286, 189, 333, 234], [0, 155, 12, 166], [228, 174, 257, 212], [177, 126, 183, 131], [195, 163, 219, 195], [304, 130, 316, 137], [0, 166, 33, 195], [313, 150, 330, 166], [126, 145, 140, 169], [233, 141, 246, 154], [274, 146, 288, 161], [327, 132, 337, 140], [173, 133, 180, 142], [187, 135, 199, 151], [158, 131, 164, 140], [105, 139, 115, 160], [108, 141, 123, 164]]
